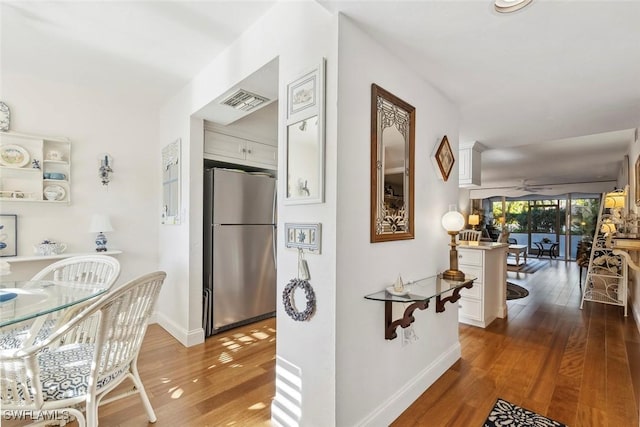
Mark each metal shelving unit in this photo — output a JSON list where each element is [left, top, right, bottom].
[[580, 191, 628, 316]]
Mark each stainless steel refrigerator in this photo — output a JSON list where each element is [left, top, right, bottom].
[[203, 168, 277, 336]]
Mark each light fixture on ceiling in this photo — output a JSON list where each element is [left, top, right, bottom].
[[495, 0, 532, 13]]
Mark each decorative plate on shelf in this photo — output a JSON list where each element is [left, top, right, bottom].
[[0, 144, 29, 167], [43, 184, 66, 201]]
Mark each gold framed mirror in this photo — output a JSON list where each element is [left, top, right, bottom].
[[370, 84, 415, 243]]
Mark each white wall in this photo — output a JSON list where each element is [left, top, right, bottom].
[[626, 133, 640, 331], [335, 15, 462, 426], [0, 70, 159, 285], [157, 2, 339, 424]]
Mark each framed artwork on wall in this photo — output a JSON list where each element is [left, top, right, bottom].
[[435, 135, 454, 182], [0, 214, 17, 257]]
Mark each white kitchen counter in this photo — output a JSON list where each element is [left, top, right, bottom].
[[456, 241, 508, 327], [457, 241, 509, 250]]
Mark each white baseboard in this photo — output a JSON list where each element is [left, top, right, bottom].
[[355, 342, 462, 427], [156, 312, 205, 347]]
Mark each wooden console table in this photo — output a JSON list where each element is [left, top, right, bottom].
[[364, 274, 476, 340]]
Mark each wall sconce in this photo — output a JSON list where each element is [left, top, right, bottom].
[[99, 154, 113, 186], [468, 214, 480, 230], [89, 214, 114, 252], [441, 206, 466, 281]]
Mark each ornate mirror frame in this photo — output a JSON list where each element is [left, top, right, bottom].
[[370, 84, 415, 243]]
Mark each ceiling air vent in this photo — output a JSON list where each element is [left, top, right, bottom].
[[220, 89, 269, 112]]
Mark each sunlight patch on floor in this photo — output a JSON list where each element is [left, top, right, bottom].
[[219, 351, 233, 364], [248, 402, 267, 410]]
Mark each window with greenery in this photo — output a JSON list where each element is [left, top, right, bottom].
[[487, 196, 599, 259]]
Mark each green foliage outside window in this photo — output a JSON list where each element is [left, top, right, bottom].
[[490, 198, 598, 238]]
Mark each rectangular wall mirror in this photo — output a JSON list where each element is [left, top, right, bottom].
[[162, 138, 181, 225], [284, 59, 325, 205], [370, 84, 415, 242]]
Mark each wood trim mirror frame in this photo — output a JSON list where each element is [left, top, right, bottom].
[[370, 84, 415, 243]]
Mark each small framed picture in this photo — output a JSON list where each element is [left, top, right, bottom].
[[0, 214, 17, 257], [435, 135, 455, 182], [286, 62, 323, 124]]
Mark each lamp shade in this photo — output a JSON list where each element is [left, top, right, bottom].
[[600, 220, 616, 234], [442, 210, 465, 232], [468, 214, 480, 226], [89, 214, 114, 233], [604, 191, 625, 209]]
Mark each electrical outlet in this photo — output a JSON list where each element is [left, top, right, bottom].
[[402, 325, 418, 346]]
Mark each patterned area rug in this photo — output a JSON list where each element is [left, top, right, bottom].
[[484, 398, 566, 427], [507, 258, 550, 274], [506, 282, 529, 300]]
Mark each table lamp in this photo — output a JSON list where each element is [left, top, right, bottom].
[[468, 214, 480, 230], [89, 214, 114, 252], [604, 189, 625, 209], [441, 206, 466, 281]]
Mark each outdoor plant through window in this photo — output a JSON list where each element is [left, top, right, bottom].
[[485, 196, 599, 260]]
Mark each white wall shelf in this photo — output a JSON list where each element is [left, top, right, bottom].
[[4, 250, 122, 263], [0, 131, 71, 203]]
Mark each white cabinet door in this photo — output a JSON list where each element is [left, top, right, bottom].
[[246, 140, 277, 167], [204, 130, 277, 168], [204, 131, 245, 161]]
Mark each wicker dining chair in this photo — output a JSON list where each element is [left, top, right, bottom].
[[0, 255, 121, 350], [0, 271, 166, 427], [30, 255, 121, 285], [459, 230, 482, 241]]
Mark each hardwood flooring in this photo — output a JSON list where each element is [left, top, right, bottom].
[[33, 260, 639, 426], [393, 260, 640, 427], [97, 318, 277, 427]]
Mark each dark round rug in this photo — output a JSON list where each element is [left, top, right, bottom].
[[506, 282, 529, 300]]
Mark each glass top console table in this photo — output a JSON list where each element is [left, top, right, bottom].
[[364, 274, 476, 340]]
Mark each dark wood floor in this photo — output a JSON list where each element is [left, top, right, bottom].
[[92, 261, 639, 426]]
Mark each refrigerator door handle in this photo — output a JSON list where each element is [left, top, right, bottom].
[[272, 226, 277, 270], [272, 181, 277, 224], [272, 181, 277, 269]]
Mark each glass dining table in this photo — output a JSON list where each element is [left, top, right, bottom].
[[0, 280, 107, 328]]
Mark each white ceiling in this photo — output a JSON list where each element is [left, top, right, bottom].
[[2, 1, 639, 192]]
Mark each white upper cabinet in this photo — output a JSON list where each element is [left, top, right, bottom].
[[459, 141, 485, 188], [204, 127, 277, 169]]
